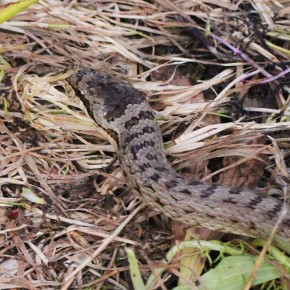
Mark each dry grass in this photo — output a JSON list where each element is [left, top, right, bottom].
[[0, 0, 290, 289]]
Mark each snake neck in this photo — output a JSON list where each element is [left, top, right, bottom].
[[118, 101, 174, 185]]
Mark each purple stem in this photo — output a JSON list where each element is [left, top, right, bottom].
[[258, 67, 290, 84], [211, 33, 272, 78]]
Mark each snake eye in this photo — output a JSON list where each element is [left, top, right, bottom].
[[103, 103, 121, 122]]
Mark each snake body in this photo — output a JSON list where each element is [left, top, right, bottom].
[[70, 69, 290, 252]]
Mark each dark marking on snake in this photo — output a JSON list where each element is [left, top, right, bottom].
[[129, 140, 155, 160], [222, 198, 238, 204], [248, 196, 263, 210], [125, 111, 154, 130], [200, 184, 218, 198], [150, 173, 161, 182], [123, 126, 156, 145], [180, 188, 192, 195], [229, 188, 242, 195]]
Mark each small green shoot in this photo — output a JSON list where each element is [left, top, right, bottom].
[[0, 0, 39, 24]]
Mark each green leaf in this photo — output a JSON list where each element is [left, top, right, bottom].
[[126, 248, 146, 290], [0, 56, 11, 82], [21, 187, 47, 205], [198, 255, 282, 290], [0, 0, 39, 24]]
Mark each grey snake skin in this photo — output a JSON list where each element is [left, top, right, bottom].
[[70, 69, 290, 253]]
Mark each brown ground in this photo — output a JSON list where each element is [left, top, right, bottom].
[[0, 1, 290, 289]]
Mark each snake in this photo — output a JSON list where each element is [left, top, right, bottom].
[[70, 68, 290, 253]]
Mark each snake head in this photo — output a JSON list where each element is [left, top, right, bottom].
[[70, 68, 145, 132]]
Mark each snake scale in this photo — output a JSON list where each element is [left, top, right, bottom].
[[70, 69, 290, 252]]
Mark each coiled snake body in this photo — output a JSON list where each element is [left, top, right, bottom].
[[70, 69, 290, 252]]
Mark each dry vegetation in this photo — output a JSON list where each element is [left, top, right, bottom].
[[0, 0, 290, 289]]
